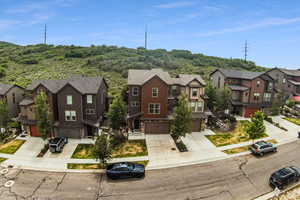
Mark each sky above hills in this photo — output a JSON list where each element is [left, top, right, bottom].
[[1, 0, 300, 68]]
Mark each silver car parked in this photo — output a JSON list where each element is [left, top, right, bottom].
[[249, 141, 277, 156]]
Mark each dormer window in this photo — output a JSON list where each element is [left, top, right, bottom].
[[132, 87, 139, 96], [152, 88, 158, 97], [67, 95, 73, 105]]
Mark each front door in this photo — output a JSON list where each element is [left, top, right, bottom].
[[133, 119, 140, 130]]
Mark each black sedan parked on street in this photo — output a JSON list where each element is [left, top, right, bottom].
[[106, 162, 145, 180]]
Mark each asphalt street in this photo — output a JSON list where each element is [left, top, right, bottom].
[[1, 140, 300, 200]]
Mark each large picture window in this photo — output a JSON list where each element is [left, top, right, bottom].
[[190, 101, 204, 112], [149, 103, 160, 114], [65, 110, 76, 121]]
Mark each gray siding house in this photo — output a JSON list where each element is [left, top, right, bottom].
[[0, 83, 25, 118]]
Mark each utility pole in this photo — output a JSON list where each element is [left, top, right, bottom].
[[243, 40, 248, 62], [144, 25, 148, 49], [44, 24, 47, 44]]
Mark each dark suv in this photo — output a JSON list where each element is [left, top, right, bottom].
[[269, 166, 300, 189], [249, 141, 277, 156], [49, 137, 68, 153]]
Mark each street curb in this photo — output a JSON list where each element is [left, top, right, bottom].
[[253, 183, 300, 200]]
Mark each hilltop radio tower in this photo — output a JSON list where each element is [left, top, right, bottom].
[[243, 40, 248, 62], [145, 25, 148, 49], [44, 24, 47, 44]]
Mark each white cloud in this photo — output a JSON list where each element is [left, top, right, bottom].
[[154, 1, 196, 9], [195, 17, 300, 37]]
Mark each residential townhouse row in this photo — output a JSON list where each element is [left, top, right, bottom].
[[1, 67, 299, 138]]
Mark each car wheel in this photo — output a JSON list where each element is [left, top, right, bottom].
[[273, 148, 277, 152], [259, 152, 264, 156]]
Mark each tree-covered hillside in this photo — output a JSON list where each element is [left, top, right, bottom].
[[0, 41, 267, 96]]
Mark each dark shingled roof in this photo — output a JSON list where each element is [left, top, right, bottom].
[[0, 83, 14, 95], [218, 68, 264, 80], [27, 76, 105, 94]]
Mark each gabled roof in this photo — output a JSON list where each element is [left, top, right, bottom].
[[127, 68, 206, 86], [279, 68, 300, 76], [176, 74, 206, 86], [0, 83, 14, 95], [27, 76, 106, 94], [128, 68, 173, 85], [212, 68, 265, 80]]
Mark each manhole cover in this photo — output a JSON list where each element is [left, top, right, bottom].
[[4, 180, 14, 188], [0, 168, 8, 175]]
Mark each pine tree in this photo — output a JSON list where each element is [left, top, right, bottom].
[[171, 94, 192, 140], [107, 95, 126, 131], [35, 91, 53, 142]]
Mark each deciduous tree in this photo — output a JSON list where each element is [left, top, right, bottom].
[[35, 91, 53, 143], [245, 111, 266, 143], [107, 95, 126, 131], [171, 94, 192, 141]]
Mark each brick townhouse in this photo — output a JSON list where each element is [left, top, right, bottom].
[[210, 68, 275, 117], [127, 68, 209, 134], [17, 76, 108, 138]]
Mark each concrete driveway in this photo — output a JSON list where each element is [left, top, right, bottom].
[[14, 137, 44, 157]]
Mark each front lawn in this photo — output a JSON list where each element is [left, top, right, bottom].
[[71, 144, 94, 159], [0, 157, 7, 163], [222, 139, 278, 154], [67, 160, 149, 170], [0, 139, 26, 154], [283, 117, 300, 126], [71, 140, 148, 159], [206, 120, 268, 147], [112, 140, 148, 158]]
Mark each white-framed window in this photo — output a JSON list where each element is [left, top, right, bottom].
[[87, 95, 93, 104], [263, 93, 271, 102], [67, 95, 73, 105], [131, 101, 139, 107], [86, 109, 96, 115], [65, 110, 76, 121], [283, 78, 286, 83], [132, 87, 139, 96], [190, 101, 204, 112], [152, 88, 158, 97], [149, 103, 160, 114], [254, 93, 260, 101], [257, 81, 260, 87], [191, 88, 198, 98]]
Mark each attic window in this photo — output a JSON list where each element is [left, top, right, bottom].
[[67, 95, 73, 105], [87, 95, 93, 104], [257, 81, 260, 87], [132, 87, 139, 96], [283, 78, 286, 83]]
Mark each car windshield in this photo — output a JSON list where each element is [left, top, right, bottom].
[[274, 168, 292, 178]]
